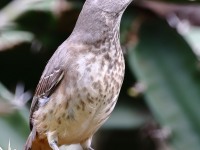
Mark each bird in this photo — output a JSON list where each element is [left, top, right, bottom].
[[24, 0, 133, 149]]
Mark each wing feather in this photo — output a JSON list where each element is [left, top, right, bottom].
[[29, 68, 64, 129]]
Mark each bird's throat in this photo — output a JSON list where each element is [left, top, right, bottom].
[[69, 4, 123, 46]]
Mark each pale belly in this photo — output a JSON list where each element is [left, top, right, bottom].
[[58, 96, 118, 145], [34, 89, 119, 145]]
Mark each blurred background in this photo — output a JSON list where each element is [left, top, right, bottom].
[[0, 0, 200, 150]]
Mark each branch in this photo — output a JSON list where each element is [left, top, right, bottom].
[[135, 1, 200, 26]]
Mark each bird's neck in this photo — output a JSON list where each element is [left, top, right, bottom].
[[69, 4, 123, 45]]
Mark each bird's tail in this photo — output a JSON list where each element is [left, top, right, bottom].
[[24, 131, 51, 150]]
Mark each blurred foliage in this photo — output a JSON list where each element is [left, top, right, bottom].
[[0, 0, 200, 150]]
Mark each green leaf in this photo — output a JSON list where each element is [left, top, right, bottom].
[[127, 18, 200, 150], [102, 103, 150, 130], [0, 83, 29, 150], [182, 26, 200, 58], [0, 111, 29, 150]]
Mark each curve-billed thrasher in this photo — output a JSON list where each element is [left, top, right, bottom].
[[25, 0, 133, 149]]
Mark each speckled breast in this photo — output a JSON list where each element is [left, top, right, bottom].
[[33, 42, 125, 145]]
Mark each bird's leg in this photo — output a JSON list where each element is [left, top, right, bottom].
[[81, 136, 94, 150], [47, 131, 60, 150], [49, 141, 59, 150]]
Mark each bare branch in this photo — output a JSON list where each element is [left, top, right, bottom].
[[136, 1, 200, 26]]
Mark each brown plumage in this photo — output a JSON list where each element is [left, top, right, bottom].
[[24, 0, 132, 150]]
